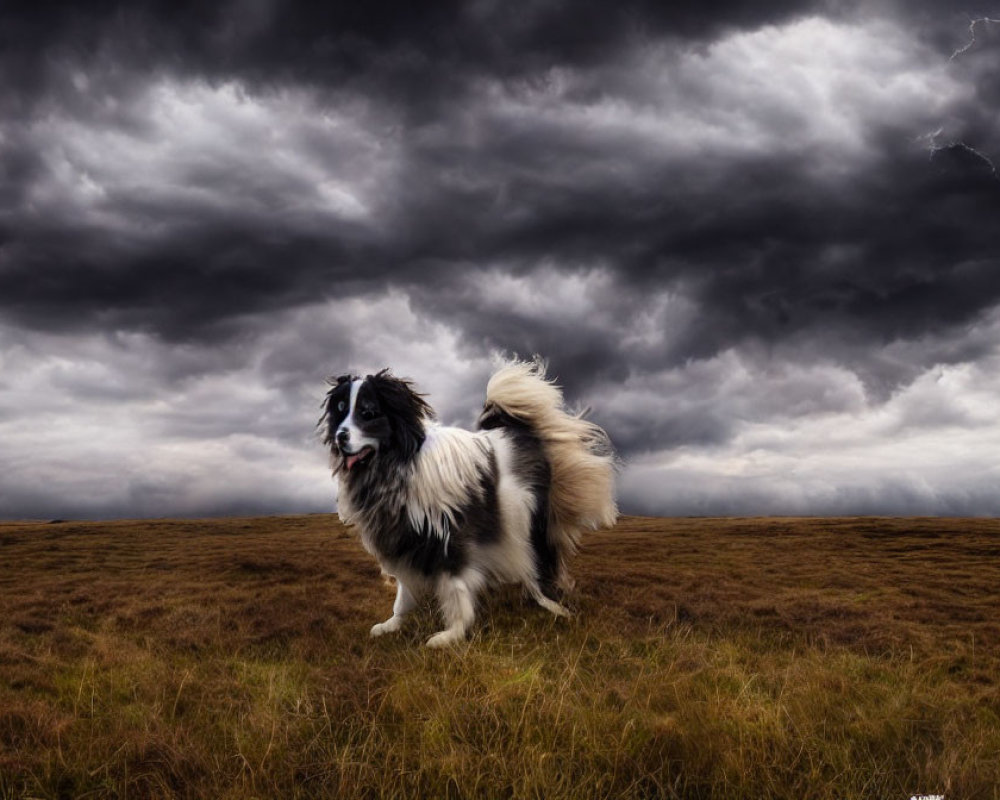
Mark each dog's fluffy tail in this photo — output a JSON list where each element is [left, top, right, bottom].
[[480, 357, 618, 588]]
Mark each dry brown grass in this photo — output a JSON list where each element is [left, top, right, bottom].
[[1, 514, 999, 798]]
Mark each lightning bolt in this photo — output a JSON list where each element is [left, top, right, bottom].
[[950, 16, 1000, 60], [923, 127, 1000, 179], [916, 18, 1000, 182]]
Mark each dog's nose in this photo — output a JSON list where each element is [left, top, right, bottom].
[[336, 428, 350, 447]]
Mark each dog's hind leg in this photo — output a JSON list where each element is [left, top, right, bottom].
[[426, 570, 483, 648], [370, 579, 419, 637]]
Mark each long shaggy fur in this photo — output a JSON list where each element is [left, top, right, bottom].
[[479, 358, 619, 589], [323, 357, 618, 646]]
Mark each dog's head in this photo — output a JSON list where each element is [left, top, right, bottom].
[[322, 369, 434, 475]]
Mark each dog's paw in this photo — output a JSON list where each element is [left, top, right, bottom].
[[370, 617, 402, 637], [425, 629, 464, 648], [538, 597, 572, 618]]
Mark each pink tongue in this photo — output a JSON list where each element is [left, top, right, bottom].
[[346, 451, 364, 471]]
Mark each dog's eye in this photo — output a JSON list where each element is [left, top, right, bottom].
[[360, 407, 376, 420], [337, 401, 346, 412]]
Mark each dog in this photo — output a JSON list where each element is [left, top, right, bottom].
[[322, 358, 618, 647]]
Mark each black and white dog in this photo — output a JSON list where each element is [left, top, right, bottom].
[[322, 359, 617, 647]]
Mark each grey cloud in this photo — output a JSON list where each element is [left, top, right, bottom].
[[621, 469, 1000, 517]]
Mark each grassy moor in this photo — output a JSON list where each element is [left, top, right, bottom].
[[1, 515, 999, 799]]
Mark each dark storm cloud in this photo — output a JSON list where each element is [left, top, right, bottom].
[[3, 2, 996, 351], [2, 0, 824, 89]]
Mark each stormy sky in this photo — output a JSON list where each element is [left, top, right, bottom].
[[2, 1, 999, 519]]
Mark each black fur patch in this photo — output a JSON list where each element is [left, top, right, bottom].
[[365, 370, 434, 461], [457, 447, 501, 546], [479, 408, 557, 595], [369, 512, 467, 576]]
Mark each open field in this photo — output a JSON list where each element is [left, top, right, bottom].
[[1, 514, 999, 799]]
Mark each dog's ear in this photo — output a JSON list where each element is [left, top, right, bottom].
[[366, 369, 434, 459], [321, 374, 353, 410]]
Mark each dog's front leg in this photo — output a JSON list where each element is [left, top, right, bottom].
[[426, 571, 481, 648], [370, 579, 418, 637]]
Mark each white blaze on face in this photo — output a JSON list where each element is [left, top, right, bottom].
[[337, 378, 380, 470]]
